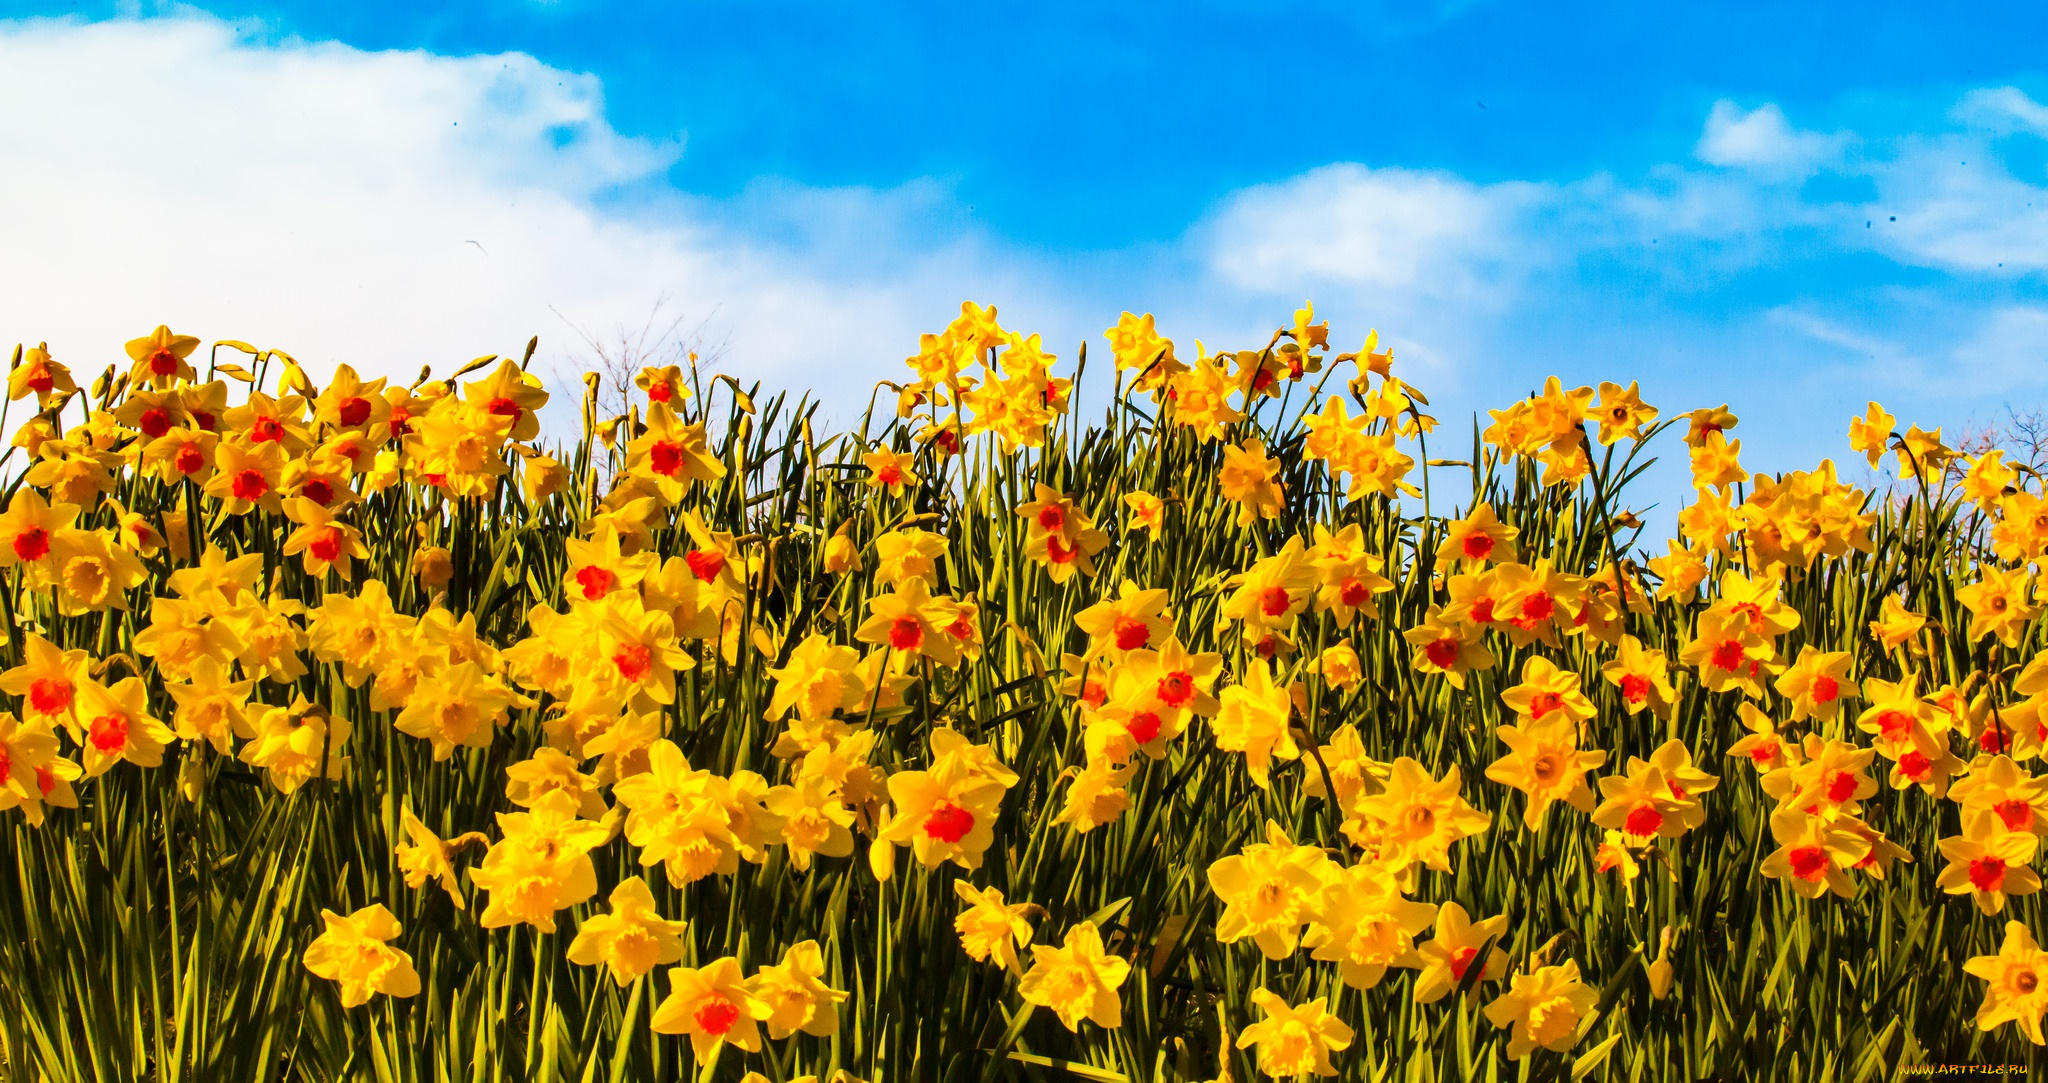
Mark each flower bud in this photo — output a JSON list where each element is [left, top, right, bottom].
[[1648, 928, 1675, 1001], [824, 522, 861, 574], [179, 752, 206, 803], [162, 511, 191, 560], [413, 545, 454, 591], [522, 454, 567, 504]]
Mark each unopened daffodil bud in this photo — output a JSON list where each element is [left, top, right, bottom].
[[824, 522, 861, 575], [413, 545, 454, 591], [1648, 928, 1675, 1000], [522, 454, 567, 504]]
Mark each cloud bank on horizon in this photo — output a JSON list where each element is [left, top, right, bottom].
[[3, 7, 2048, 486]]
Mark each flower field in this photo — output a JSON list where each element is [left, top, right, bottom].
[[0, 304, 2041, 1081]]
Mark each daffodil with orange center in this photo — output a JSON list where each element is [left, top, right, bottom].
[[1951, 756, 2048, 838], [1016, 484, 1108, 583], [1498, 655, 1595, 727], [0, 634, 92, 739], [1307, 523, 1392, 627], [1590, 762, 1688, 843], [562, 522, 654, 603], [1774, 645, 1856, 724], [1122, 490, 1165, 535], [1402, 605, 1494, 689], [1679, 608, 1774, 697], [854, 577, 962, 671], [9, 344, 76, 406], [1434, 503, 1518, 573], [1758, 808, 1871, 899], [1598, 634, 1675, 718], [1938, 812, 2042, 915], [1641, 738, 1720, 831], [73, 677, 174, 779], [0, 489, 79, 585], [1760, 736, 1878, 816], [1221, 538, 1318, 632], [877, 745, 1011, 874], [861, 446, 918, 496], [1072, 580, 1174, 660], [1411, 903, 1510, 1003], [124, 324, 200, 389], [0, 713, 76, 826], [1726, 703, 1798, 773], [460, 358, 548, 442], [650, 957, 770, 1061], [598, 595, 693, 703]]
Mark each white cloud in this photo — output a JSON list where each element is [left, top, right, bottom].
[[1954, 86, 2048, 136], [1200, 163, 1548, 301], [0, 14, 1018, 426], [1859, 137, 2048, 275], [1695, 100, 1845, 179]]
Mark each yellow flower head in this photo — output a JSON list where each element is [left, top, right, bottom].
[[1017, 920, 1131, 1031], [1964, 921, 2048, 1045], [302, 904, 420, 1009], [748, 939, 848, 1039], [1207, 820, 1337, 960], [649, 956, 770, 1061], [1482, 960, 1599, 1060], [952, 882, 1036, 974], [566, 876, 687, 986], [1236, 988, 1353, 1078]]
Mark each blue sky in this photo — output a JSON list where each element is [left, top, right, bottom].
[[5, 1, 2048, 511]]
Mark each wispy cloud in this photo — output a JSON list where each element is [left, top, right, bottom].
[[1694, 100, 1848, 180]]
